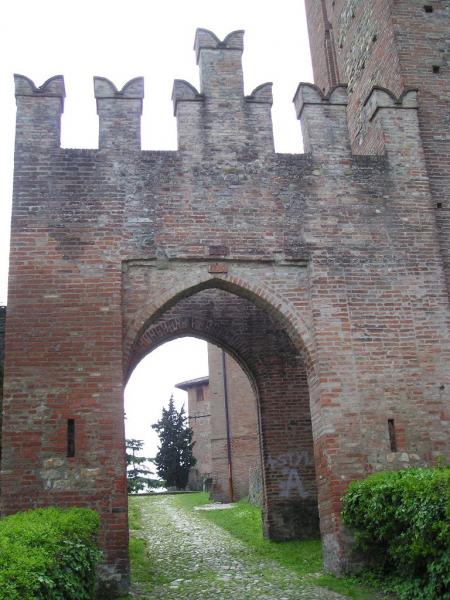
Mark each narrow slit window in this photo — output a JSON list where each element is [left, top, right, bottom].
[[67, 419, 75, 457], [388, 419, 397, 452]]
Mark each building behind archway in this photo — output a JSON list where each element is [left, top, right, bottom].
[[176, 343, 261, 502]]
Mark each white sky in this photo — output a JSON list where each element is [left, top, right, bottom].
[[0, 0, 313, 460], [126, 337, 209, 464]]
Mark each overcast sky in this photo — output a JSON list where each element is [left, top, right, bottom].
[[0, 0, 313, 461]]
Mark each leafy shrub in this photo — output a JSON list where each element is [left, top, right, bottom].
[[0, 507, 101, 600], [342, 466, 450, 599]]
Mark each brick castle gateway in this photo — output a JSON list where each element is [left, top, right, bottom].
[[1, 0, 449, 593]]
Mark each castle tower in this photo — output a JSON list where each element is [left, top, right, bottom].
[[304, 0, 450, 288]]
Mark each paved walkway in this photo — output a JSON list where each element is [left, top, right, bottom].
[[129, 495, 348, 600]]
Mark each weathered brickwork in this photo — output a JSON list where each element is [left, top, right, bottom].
[[0, 307, 5, 376], [305, 0, 450, 288], [207, 344, 260, 502], [0, 306, 5, 454], [1, 19, 450, 592]]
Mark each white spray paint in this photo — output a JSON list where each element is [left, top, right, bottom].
[[267, 450, 313, 498]]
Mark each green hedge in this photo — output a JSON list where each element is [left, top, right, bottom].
[[342, 466, 450, 600], [0, 507, 101, 600]]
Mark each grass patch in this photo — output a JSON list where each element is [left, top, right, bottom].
[[117, 497, 163, 600], [128, 498, 142, 531], [174, 492, 322, 575], [173, 493, 383, 599], [171, 491, 210, 511]]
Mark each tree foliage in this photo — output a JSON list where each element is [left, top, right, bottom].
[[125, 439, 157, 494], [151, 396, 196, 490]]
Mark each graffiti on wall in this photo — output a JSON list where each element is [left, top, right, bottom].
[[267, 450, 313, 499]]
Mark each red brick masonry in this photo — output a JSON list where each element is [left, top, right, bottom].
[[1, 10, 449, 590]]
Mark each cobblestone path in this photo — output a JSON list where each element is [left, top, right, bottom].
[[129, 495, 348, 600]]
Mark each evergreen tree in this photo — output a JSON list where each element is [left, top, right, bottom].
[[125, 438, 157, 493], [152, 396, 196, 490]]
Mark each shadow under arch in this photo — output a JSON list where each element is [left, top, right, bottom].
[[126, 326, 258, 399], [124, 271, 316, 379]]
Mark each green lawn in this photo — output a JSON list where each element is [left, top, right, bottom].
[[172, 493, 383, 600], [119, 493, 385, 599], [117, 498, 156, 599]]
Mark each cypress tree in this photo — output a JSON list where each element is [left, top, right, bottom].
[[152, 395, 196, 489]]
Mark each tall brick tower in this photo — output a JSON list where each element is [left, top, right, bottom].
[[304, 0, 450, 287]]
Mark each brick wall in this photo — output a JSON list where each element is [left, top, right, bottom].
[[304, 0, 450, 287], [0, 306, 5, 378], [2, 24, 450, 589], [178, 346, 260, 501], [0, 306, 5, 455], [207, 343, 260, 502]]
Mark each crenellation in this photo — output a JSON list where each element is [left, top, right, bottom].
[[364, 87, 427, 164], [245, 82, 273, 105], [171, 79, 203, 116], [195, 28, 245, 99], [14, 73, 66, 101], [364, 87, 419, 122], [294, 83, 350, 155], [244, 83, 275, 153], [194, 28, 245, 64], [94, 76, 144, 151], [172, 30, 276, 156], [171, 79, 204, 152], [14, 74, 65, 149]]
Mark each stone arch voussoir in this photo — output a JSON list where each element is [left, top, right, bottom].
[[123, 267, 316, 377]]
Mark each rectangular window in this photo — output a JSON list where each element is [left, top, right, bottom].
[[67, 419, 75, 457], [196, 387, 204, 402]]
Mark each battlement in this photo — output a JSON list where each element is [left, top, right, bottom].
[[94, 77, 144, 150], [14, 74, 65, 104], [14, 75, 65, 149], [194, 28, 244, 64], [293, 83, 350, 155], [364, 87, 418, 121], [194, 29, 245, 98], [13, 29, 421, 161]]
